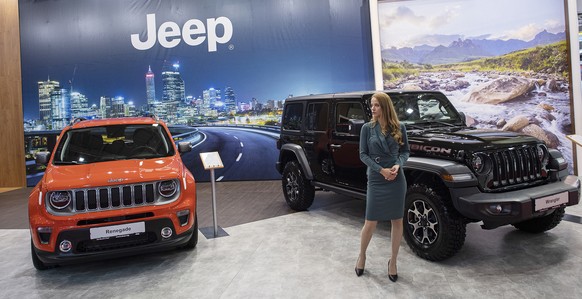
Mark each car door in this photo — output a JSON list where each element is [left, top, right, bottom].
[[329, 100, 367, 191], [303, 101, 335, 184]]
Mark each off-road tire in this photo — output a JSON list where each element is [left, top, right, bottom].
[[31, 239, 53, 270], [281, 160, 315, 211], [403, 184, 466, 261], [512, 207, 565, 233], [183, 213, 199, 249]]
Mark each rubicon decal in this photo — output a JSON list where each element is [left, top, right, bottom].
[[131, 14, 233, 52], [410, 144, 452, 154]]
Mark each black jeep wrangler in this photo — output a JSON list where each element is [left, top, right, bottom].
[[276, 90, 581, 261]]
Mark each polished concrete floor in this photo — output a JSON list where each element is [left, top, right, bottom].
[[1, 181, 582, 298]]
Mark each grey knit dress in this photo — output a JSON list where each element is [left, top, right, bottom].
[[359, 122, 410, 221]]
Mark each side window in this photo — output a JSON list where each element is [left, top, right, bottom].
[[306, 103, 329, 132], [282, 103, 303, 131], [335, 102, 364, 134]]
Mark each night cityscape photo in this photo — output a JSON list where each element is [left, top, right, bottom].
[[18, 0, 374, 185]]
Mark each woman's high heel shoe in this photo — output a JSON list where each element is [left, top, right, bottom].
[[388, 259, 398, 282], [355, 256, 365, 277]]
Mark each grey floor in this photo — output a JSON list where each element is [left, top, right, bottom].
[[1, 181, 582, 298]]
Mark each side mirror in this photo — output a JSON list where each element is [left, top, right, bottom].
[[35, 151, 51, 165], [349, 119, 365, 135], [178, 142, 192, 153]]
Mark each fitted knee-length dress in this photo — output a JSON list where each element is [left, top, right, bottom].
[[359, 122, 410, 221]]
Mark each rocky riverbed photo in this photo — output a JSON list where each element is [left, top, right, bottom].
[[384, 70, 574, 172]]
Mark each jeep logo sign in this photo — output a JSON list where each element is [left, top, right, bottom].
[[410, 144, 452, 154], [131, 14, 233, 52]]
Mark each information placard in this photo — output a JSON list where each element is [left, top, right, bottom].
[[199, 152, 224, 170]]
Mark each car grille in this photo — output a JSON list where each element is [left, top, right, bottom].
[[487, 145, 545, 190], [72, 182, 156, 212]]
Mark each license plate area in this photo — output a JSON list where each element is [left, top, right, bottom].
[[90, 222, 145, 240], [534, 192, 568, 212]]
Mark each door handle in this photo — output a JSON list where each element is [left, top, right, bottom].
[[304, 141, 314, 145], [330, 144, 342, 149]]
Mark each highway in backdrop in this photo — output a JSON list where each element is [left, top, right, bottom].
[[182, 126, 281, 182], [26, 126, 281, 186]]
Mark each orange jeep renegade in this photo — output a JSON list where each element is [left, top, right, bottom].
[[28, 116, 198, 270]]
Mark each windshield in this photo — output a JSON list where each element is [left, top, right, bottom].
[[53, 124, 175, 164], [388, 93, 462, 126]]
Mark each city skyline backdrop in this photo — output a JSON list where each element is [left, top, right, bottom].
[[19, 0, 375, 121]]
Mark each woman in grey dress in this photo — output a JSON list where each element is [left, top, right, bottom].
[[354, 92, 409, 282]]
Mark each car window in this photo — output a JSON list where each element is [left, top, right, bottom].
[[335, 102, 364, 134], [53, 124, 174, 164], [306, 102, 329, 132], [282, 103, 303, 131]]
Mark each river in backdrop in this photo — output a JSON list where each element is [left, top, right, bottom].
[[390, 71, 574, 172]]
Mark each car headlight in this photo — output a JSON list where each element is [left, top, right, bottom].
[[48, 191, 72, 210], [537, 144, 549, 166], [158, 180, 178, 198], [471, 152, 490, 174]]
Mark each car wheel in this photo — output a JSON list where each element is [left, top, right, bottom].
[[31, 239, 53, 270], [183, 213, 199, 249], [281, 160, 315, 211], [403, 184, 466, 261], [512, 207, 565, 233]]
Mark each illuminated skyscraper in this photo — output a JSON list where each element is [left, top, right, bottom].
[[145, 65, 156, 107], [224, 87, 236, 114], [162, 62, 185, 123], [111, 96, 125, 118], [38, 78, 60, 125], [50, 88, 70, 130], [100, 96, 112, 118], [202, 88, 221, 117], [70, 91, 89, 118], [126, 101, 136, 117]]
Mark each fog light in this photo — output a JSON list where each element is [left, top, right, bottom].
[[161, 227, 173, 239], [177, 209, 190, 227], [37, 227, 52, 244], [486, 204, 512, 215], [59, 240, 72, 252]]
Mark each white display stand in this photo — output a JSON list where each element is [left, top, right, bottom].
[[198, 151, 229, 239]]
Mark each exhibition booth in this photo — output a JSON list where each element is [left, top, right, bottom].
[[1, 0, 582, 297]]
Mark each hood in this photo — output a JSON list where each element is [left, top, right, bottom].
[[408, 127, 541, 156], [42, 157, 183, 190]]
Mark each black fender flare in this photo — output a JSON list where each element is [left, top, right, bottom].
[[403, 157, 477, 188], [278, 143, 314, 180]]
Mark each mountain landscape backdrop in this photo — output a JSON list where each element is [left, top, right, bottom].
[[381, 30, 566, 65]]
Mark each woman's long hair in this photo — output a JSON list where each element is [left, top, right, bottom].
[[370, 92, 403, 145]]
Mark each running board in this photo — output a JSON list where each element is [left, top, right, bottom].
[[311, 182, 366, 200]]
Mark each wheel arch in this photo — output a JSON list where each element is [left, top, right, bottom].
[[278, 144, 314, 180], [403, 156, 477, 203]]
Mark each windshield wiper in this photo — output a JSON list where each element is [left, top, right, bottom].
[[417, 120, 457, 127]]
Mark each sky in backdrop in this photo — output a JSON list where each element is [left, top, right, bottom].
[[19, 0, 375, 120], [378, 0, 566, 49]]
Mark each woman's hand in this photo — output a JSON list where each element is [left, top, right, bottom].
[[380, 164, 400, 181], [381, 167, 398, 181], [389, 165, 400, 175]]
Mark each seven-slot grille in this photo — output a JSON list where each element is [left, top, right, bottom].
[[487, 145, 544, 189], [72, 182, 156, 212]]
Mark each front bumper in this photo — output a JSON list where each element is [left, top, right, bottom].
[[450, 175, 580, 229], [33, 218, 195, 266]]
